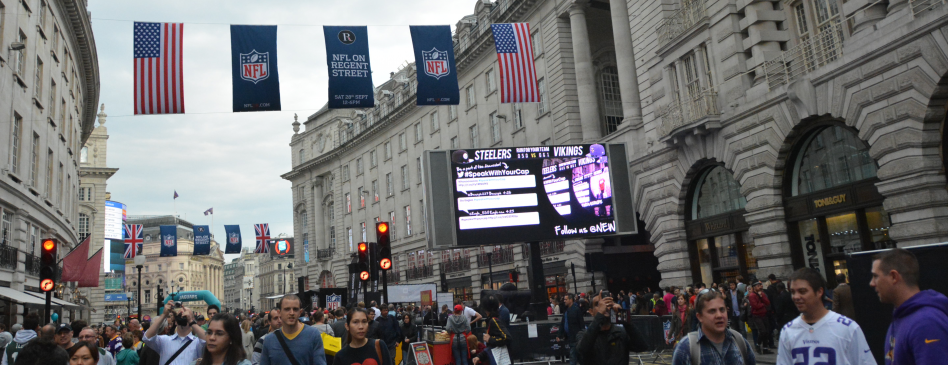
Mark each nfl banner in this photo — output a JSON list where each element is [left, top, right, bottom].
[[223, 225, 242, 254], [160, 225, 178, 257], [193, 225, 211, 255], [231, 25, 282, 112], [324, 26, 374, 109], [409, 25, 460, 105]]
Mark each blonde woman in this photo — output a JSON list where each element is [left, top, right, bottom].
[[240, 319, 255, 360]]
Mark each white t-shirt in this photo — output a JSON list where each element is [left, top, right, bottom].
[[463, 306, 478, 323], [777, 310, 876, 365]]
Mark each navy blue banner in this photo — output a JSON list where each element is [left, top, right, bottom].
[[410, 25, 460, 105], [224, 225, 242, 254], [324, 26, 375, 109], [159, 225, 177, 257], [193, 225, 211, 256], [231, 25, 282, 112]]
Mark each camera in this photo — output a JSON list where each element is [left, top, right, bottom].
[[175, 302, 182, 308]]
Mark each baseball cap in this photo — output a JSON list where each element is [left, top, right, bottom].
[[753, 281, 763, 287], [453, 304, 463, 312], [195, 314, 206, 321], [57, 323, 72, 333]]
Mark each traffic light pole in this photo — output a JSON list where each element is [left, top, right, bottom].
[[381, 266, 388, 304], [45, 291, 52, 324]]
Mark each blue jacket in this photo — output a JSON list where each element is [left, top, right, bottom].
[[560, 302, 584, 344], [498, 305, 511, 328], [885, 290, 948, 365]]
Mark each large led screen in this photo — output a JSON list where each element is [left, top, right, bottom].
[[449, 144, 617, 246], [104, 200, 126, 240]]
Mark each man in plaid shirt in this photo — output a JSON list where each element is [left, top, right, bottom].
[[672, 290, 756, 365]]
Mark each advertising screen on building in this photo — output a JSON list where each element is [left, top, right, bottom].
[[104, 201, 126, 240], [447, 144, 620, 246]]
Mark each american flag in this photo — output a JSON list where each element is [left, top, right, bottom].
[[134, 22, 184, 115], [204, 208, 213, 216], [123, 224, 143, 259], [491, 23, 539, 104], [254, 223, 270, 254]]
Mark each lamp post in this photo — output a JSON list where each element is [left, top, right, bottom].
[[135, 255, 145, 321], [487, 252, 494, 289]]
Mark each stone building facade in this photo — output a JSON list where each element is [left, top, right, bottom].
[[0, 0, 99, 326], [256, 253, 294, 311], [283, 0, 660, 301], [123, 215, 225, 319], [223, 260, 238, 311]]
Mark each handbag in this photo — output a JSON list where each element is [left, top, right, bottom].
[[321, 332, 342, 356]]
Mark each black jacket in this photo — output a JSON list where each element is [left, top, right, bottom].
[[774, 290, 799, 326], [438, 312, 449, 327], [484, 317, 509, 347], [575, 314, 630, 365], [560, 302, 585, 344], [401, 322, 418, 344], [422, 311, 439, 326], [374, 315, 403, 349]]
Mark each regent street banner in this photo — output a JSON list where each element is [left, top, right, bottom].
[[231, 25, 282, 112], [410, 25, 460, 106], [193, 225, 211, 255], [160, 225, 178, 257], [324, 26, 375, 109], [224, 225, 242, 254]]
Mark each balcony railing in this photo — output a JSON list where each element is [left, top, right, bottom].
[[317, 248, 334, 260], [912, 0, 948, 16], [763, 20, 844, 90], [385, 269, 400, 283], [657, 0, 708, 48], [659, 90, 721, 137], [540, 241, 566, 256], [405, 265, 434, 280], [0, 246, 16, 270], [441, 258, 471, 274], [25, 253, 40, 277], [476, 247, 515, 266]]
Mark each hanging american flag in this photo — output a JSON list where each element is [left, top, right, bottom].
[[491, 23, 539, 104], [134, 22, 185, 115], [254, 223, 270, 254], [123, 224, 144, 259]]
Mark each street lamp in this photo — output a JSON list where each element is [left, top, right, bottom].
[[282, 263, 294, 294], [134, 255, 145, 321]]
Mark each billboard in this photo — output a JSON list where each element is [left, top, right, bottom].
[[423, 144, 636, 247], [268, 238, 294, 258], [104, 201, 126, 240]]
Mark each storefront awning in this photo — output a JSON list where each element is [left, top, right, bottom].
[[0, 286, 47, 306], [23, 291, 83, 310], [543, 260, 568, 275], [446, 277, 472, 289]]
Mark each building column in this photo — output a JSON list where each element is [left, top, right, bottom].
[[608, 0, 643, 127], [887, 0, 909, 13], [843, 0, 888, 35], [568, 0, 602, 141], [314, 177, 325, 252]]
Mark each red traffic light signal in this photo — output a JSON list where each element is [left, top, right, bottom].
[[376, 222, 391, 271], [377, 222, 388, 234], [42, 239, 55, 252], [358, 242, 368, 254], [40, 239, 57, 292], [380, 258, 392, 270]]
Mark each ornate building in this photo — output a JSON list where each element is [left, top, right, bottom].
[[0, 0, 100, 326], [123, 215, 225, 319]]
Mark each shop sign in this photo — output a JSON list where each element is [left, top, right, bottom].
[[545, 276, 558, 286], [813, 194, 847, 209], [411, 342, 434, 365], [702, 218, 729, 234], [803, 233, 826, 277]]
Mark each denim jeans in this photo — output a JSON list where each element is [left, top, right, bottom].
[[452, 336, 469, 365], [568, 342, 578, 365]]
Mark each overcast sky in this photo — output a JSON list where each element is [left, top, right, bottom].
[[89, 0, 475, 261]]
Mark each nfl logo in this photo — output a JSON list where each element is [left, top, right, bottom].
[[229, 232, 240, 244], [240, 50, 270, 84], [326, 293, 341, 310], [422, 48, 450, 80], [163, 235, 175, 247], [198, 227, 204, 233], [311, 294, 319, 307]]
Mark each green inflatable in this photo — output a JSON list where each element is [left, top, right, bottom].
[[157, 290, 222, 315]]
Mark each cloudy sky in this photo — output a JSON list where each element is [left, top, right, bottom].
[[89, 0, 475, 260]]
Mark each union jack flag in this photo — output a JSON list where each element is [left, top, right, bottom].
[[123, 224, 144, 259], [254, 223, 270, 254]]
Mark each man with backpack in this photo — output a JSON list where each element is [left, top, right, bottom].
[[671, 290, 756, 365]]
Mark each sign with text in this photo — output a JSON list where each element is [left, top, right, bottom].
[[324, 26, 375, 109], [104, 201, 126, 240], [193, 225, 211, 256], [449, 144, 618, 245], [231, 25, 282, 112]]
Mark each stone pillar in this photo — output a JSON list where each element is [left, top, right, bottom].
[[314, 178, 325, 251], [843, 0, 888, 35], [568, 0, 602, 141], [739, 0, 787, 85], [887, 0, 909, 13], [608, 0, 643, 127]]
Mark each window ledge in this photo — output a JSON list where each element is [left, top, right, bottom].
[[13, 73, 28, 88], [485, 90, 497, 99], [510, 126, 525, 136], [401, 188, 410, 192], [466, 104, 477, 112], [32, 97, 44, 109], [491, 141, 503, 147], [414, 139, 423, 146], [535, 111, 551, 121], [430, 128, 440, 135]]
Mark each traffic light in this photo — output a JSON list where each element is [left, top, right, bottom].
[[357, 242, 370, 282], [376, 222, 391, 271], [40, 239, 57, 292]]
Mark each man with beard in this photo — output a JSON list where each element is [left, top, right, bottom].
[[142, 300, 206, 365]]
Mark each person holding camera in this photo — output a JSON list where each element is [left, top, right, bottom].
[[574, 291, 631, 365], [142, 300, 207, 365]]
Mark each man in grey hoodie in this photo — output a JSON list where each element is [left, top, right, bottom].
[[0, 312, 39, 365], [445, 305, 472, 365]]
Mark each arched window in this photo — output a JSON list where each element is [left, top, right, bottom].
[[80, 147, 88, 163], [598, 66, 623, 135], [692, 166, 747, 219], [299, 149, 305, 164], [793, 125, 877, 196]]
